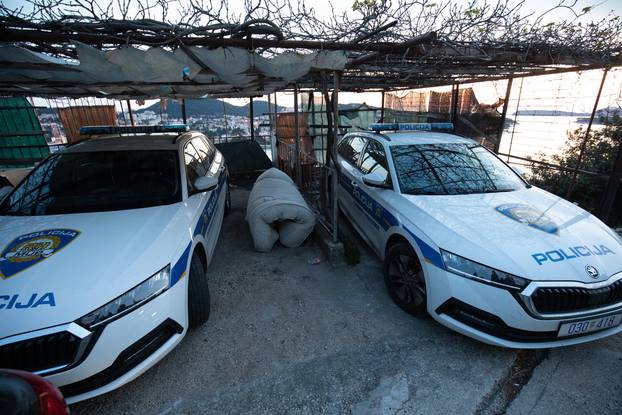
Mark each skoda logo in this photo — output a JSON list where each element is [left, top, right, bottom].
[[585, 265, 599, 279]]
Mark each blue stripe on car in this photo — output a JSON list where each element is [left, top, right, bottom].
[[172, 168, 226, 287], [339, 172, 444, 269], [193, 168, 226, 238], [402, 227, 445, 269], [339, 174, 399, 231], [170, 242, 191, 286]]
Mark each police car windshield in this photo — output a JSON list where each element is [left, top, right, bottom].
[[391, 143, 526, 195], [0, 150, 181, 215]]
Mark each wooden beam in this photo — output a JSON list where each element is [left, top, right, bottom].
[[293, 83, 301, 186], [1, 28, 423, 52], [331, 71, 341, 243], [495, 77, 513, 154], [380, 90, 385, 123], [126, 99, 134, 126], [451, 83, 459, 125], [249, 96, 254, 141]]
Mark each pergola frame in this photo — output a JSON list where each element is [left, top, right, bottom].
[[1, 12, 622, 236]]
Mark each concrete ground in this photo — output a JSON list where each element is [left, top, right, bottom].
[[72, 188, 622, 415]]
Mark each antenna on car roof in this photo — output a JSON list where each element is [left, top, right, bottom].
[[368, 122, 454, 132]]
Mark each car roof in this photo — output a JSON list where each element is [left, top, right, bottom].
[[381, 131, 477, 146], [346, 131, 477, 146], [63, 132, 195, 153]]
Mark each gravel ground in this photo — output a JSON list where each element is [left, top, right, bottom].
[[71, 188, 622, 415]]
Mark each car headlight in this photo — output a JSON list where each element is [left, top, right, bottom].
[[440, 250, 529, 291], [77, 265, 171, 329]]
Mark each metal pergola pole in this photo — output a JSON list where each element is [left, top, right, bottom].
[[506, 77, 524, 162], [331, 71, 341, 243], [126, 99, 135, 126], [268, 93, 277, 166], [273, 92, 279, 166], [451, 83, 459, 126], [495, 77, 513, 154], [293, 83, 302, 186], [310, 91, 318, 162], [222, 100, 229, 143], [249, 96, 254, 141], [380, 90, 385, 122], [566, 68, 609, 200]]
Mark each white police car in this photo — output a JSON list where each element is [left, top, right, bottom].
[[337, 123, 622, 348], [0, 125, 230, 402]]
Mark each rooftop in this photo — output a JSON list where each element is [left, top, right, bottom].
[[368, 131, 476, 146]]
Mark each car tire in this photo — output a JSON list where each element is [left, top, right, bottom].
[[224, 181, 231, 216], [188, 253, 210, 328], [384, 242, 428, 317]]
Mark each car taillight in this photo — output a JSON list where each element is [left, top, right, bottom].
[[0, 369, 69, 415]]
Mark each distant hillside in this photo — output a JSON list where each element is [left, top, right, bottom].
[[514, 109, 591, 117], [136, 98, 285, 118], [514, 107, 620, 117]]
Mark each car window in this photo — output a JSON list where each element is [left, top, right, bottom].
[[337, 137, 352, 159], [360, 140, 391, 185], [203, 137, 217, 165], [391, 143, 525, 195], [338, 136, 367, 166], [0, 150, 181, 215], [184, 142, 206, 193], [192, 137, 215, 170]]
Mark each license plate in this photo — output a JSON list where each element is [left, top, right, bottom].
[[558, 313, 622, 337]]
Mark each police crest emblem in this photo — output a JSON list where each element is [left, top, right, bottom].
[[0, 229, 80, 279]]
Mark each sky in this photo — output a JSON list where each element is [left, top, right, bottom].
[[4, 0, 620, 20]]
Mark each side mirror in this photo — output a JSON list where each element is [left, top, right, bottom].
[[511, 165, 528, 179], [193, 176, 218, 192], [362, 172, 389, 188]]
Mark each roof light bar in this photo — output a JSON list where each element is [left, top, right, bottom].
[[368, 122, 454, 132], [79, 124, 189, 135]]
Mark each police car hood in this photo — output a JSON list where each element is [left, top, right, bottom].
[[403, 187, 622, 283], [0, 204, 189, 338]]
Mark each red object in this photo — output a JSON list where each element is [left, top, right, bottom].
[[1, 369, 69, 415]]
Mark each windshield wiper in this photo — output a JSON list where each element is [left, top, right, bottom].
[[482, 188, 516, 193]]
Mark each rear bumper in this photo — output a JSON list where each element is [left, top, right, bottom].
[[426, 266, 622, 348]]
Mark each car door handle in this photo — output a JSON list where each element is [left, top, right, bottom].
[[351, 180, 359, 188]]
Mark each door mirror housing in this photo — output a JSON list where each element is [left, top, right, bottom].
[[193, 176, 218, 193], [362, 172, 389, 188]]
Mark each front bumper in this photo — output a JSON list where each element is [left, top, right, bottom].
[[426, 266, 622, 348], [0, 278, 188, 403]]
